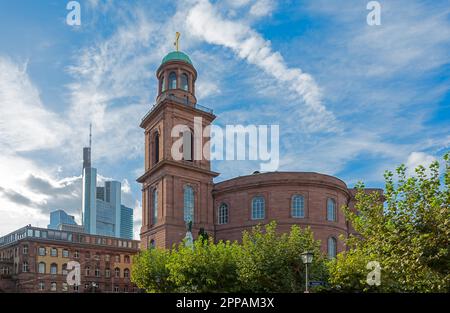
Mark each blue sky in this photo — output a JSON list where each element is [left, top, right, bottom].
[[0, 0, 449, 238]]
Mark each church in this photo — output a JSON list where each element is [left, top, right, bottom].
[[137, 46, 379, 258]]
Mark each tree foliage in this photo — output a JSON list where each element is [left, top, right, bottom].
[[328, 152, 450, 292], [131, 222, 327, 293]]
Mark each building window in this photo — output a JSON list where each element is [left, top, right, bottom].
[[150, 239, 155, 249], [62, 283, 68, 292], [62, 264, 68, 275], [39, 281, 45, 291], [50, 248, 58, 257], [114, 268, 120, 278], [251, 196, 265, 220], [154, 132, 160, 164], [292, 195, 305, 218], [51, 282, 57, 292], [105, 254, 110, 262], [73, 285, 79, 292], [169, 71, 177, 89], [328, 237, 337, 259], [85, 251, 91, 259], [218, 203, 229, 225], [85, 267, 90, 277], [22, 261, 29, 273], [124, 268, 130, 278], [105, 269, 111, 278], [38, 262, 46, 274], [95, 267, 100, 277], [74, 250, 79, 258], [23, 245, 28, 255], [183, 186, 194, 223], [38, 247, 46, 256], [62, 249, 69, 258], [153, 188, 158, 224], [50, 263, 57, 275], [114, 286, 119, 293], [124, 255, 130, 264], [115, 255, 120, 263], [327, 198, 336, 222], [181, 73, 189, 91]]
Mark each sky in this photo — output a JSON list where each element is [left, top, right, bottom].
[[0, 0, 449, 239]]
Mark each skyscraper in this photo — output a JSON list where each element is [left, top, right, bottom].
[[48, 209, 77, 230], [82, 145, 97, 234], [120, 205, 133, 240], [80, 128, 132, 239]]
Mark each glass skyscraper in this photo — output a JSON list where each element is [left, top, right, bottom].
[[81, 141, 132, 239], [120, 205, 133, 240], [47, 210, 77, 230]]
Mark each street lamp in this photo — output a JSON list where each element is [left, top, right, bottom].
[[301, 251, 314, 293]]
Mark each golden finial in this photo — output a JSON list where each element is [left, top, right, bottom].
[[174, 32, 181, 52]]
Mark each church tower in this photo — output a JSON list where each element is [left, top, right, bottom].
[[138, 38, 218, 249]]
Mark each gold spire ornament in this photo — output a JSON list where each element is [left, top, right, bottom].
[[174, 32, 181, 51]]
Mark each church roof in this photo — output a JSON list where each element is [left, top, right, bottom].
[[161, 51, 193, 65]]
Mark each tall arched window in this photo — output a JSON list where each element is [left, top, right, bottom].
[[124, 268, 130, 278], [181, 73, 189, 91], [152, 188, 158, 224], [115, 267, 120, 278], [38, 262, 46, 274], [251, 196, 265, 220], [154, 132, 160, 164], [184, 186, 194, 223], [327, 198, 336, 221], [328, 237, 337, 259], [292, 195, 305, 218], [169, 72, 177, 89], [149, 239, 155, 249], [218, 203, 229, 225], [50, 263, 58, 275]]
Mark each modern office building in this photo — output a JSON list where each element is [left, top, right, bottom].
[[82, 145, 97, 235], [0, 225, 140, 293], [48, 210, 77, 230], [81, 136, 132, 239], [120, 205, 133, 240]]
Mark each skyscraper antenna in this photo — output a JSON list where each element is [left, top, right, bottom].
[[89, 123, 92, 149]]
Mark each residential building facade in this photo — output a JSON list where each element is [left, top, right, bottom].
[[0, 225, 139, 293]]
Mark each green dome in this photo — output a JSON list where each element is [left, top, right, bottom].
[[161, 51, 193, 65]]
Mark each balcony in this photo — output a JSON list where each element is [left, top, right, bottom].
[[141, 93, 213, 123]]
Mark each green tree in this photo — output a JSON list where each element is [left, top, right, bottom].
[[131, 222, 328, 293], [131, 247, 173, 293], [166, 238, 241, 292], [237, 222, 328, 292], [328, 152, 450, 292]]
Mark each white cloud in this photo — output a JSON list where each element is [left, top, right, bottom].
[[249, 0, 274, 17], [0, 57, 67, 152], [405, 152, 437, 176], [185, 0, 337, 133]]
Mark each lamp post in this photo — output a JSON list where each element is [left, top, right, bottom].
[[301, 251, 314, 293]]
